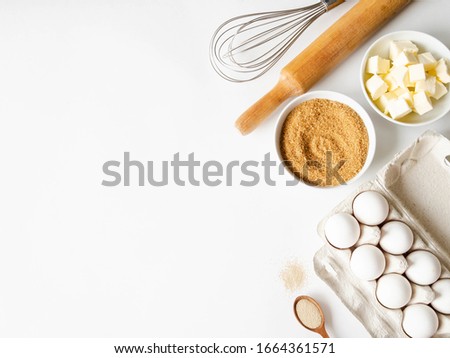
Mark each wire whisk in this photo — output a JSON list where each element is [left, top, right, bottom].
[[209, 0, 345, 82]]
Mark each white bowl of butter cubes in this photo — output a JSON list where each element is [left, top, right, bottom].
[[361, 31, 450, 126]]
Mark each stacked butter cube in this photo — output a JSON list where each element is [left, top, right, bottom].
[[365, 40, 449, 120]]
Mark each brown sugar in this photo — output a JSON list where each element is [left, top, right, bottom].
[[280, 98, 369, 187]]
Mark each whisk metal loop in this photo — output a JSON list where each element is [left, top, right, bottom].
[[210, 0, 345, 82]]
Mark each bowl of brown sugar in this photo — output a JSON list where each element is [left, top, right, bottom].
[[275, 91, 376, 188]]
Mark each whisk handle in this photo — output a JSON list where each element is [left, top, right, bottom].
[[322, 0, 345, 11], [235, 79, 301, 135]]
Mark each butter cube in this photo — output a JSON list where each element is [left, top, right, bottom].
[[418, 52, 437, 71], [387, 98, 412, 120], [389, 40, 419, 61], [408, 63, 426, 83], [431, 81, 448, 100], [376, 92, 397, 114], [366, 55, 391, 74], [383, 73, 399, 91], [366, 74, 388, 100], [393, 87, 414, 107], [404, 72, 415, 88], [393, 51, 418, 67], [390, 66, 409, 88], [413, 91, 433, 115], [436, 58, 450, 84], [415, 75, 436, 96]]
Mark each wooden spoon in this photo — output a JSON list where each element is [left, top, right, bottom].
[[293, 295, 330, 338]]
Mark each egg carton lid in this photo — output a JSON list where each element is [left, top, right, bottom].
[[376, 130, 450, 261], [314, 130, 450, 337]]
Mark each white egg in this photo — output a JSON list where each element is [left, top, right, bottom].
[[376, 274, 412, 309], [352, 191, 389, 226], [379, 221, 414, 255], [431, 279, 450, 314], [402, 304, 439, 338], [350, 245, 386, 281], [405, 250, 441, 285], [324, 213, 360, 249]]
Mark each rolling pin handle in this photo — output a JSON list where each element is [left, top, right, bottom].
[[235, 79, 302, 135]]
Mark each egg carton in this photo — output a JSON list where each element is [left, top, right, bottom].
[[314, 130, 450, 338]]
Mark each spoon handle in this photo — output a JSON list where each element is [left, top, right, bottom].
[[317, 326, 330, 338]]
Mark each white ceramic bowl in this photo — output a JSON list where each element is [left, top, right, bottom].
[[274, 91, 376, 188], [361, 31, 450, 126]]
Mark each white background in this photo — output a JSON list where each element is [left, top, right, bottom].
[[0, 0, 449, 338]]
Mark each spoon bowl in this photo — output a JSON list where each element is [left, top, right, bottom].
[[293, 295, 329, 338]]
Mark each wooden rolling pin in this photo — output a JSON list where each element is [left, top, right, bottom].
[[235, 0, 411, 135]]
